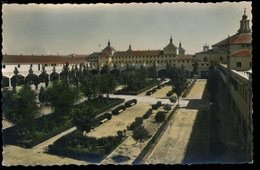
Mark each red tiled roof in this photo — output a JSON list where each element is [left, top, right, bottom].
[[2, 55, 87, 64], [175, 55, 194, 60], [231, 49, 252, 58], [213, 32, 251, 46], [113, 50, 162, 57]]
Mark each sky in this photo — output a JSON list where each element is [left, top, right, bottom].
[[2, 2, 252, 55]]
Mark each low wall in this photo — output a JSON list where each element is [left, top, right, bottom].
[[182, 79, 197, 98]]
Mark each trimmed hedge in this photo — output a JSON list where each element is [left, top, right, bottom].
[[163, 104, 172, 111], [166, 90, 174, 97], [112, 105, 126, 115], [125, 99, 137, 108], [152, 101, 162, 110], [115, 80, 160, 95], [143, 108, 153, 119]]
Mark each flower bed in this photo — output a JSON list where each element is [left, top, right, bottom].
[[48, 130, 126, 162]]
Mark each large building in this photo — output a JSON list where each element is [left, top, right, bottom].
[[195, 9, 252, 77], [86, 36, 195, 77]]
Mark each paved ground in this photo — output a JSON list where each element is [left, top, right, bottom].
[[145, 79, 210, 164], [87, 103, 150, 138], [102, 106, 174, 165], [145, 109, 198, 164], [2, 127, 89, 166], [150, 86, 172, 98]]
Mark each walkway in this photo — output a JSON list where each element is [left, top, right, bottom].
[[144, 79, 210, 164]]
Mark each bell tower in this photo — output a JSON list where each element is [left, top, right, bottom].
[[237, 8, 251, 33]]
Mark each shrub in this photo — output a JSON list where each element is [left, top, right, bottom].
[[143, 108, 153, 119], [155, 111, 166, 124], [163, 104, 172, 110], [152, 101, 162, 110], [112, 105, 126, 115], [146, 91, 152, 96], [128, 117, 143, 131], [151, 88, 157, 93], [125, 99, 137, 108], [166, 90, 174, 97]]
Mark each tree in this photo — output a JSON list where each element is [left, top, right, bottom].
[[50, 66, 59, 81], [11, 67, 19, 91], [3, 85, 39, 136], [60, 63, 70, 83], [154, 111, 166, 126], [101, 64, 110, 74], [72, 107, 96, 133], [99, 73, 117, 98], [80, 74, 99, 100], [132, 126, 150, 150], [38, 86, 46, 106], [45, 80, 79, 122], [192, 61, 199, 77]]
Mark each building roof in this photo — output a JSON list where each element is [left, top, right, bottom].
[[2, 54, 86, 64], [113, 50, 162, 57], [230, 49, 252, 58], [175, 55, 194, 60], [212, 32, 252, 46]]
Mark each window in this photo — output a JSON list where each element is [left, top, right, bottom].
[[201, 64, 204, 66], [3, 65, 5, 68], [220, 56, 223, 61], [18, 64, 20, 68], [203, 57, 208, 62], [182, 60, 185, 63], [236, 62, 242, 67], [187, 60, 190, 63]]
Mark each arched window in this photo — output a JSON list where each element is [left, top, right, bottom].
[[203, 57, 208, 62]]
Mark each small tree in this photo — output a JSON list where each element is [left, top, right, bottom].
[[155, 111, 166, 126], [3, 85, 39, 137], [132, 126, 150, 150], [38, 86, 46, 106], [46, 80, 79, 122], [72, 107, 95, 134]]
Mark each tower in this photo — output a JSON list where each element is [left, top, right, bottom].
[[237, 8, 251, 33], [203, 44, 209, 51], [127, 44, 132, 52], [178, 41, 185, 55]]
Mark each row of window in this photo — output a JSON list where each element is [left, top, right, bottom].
[[112, 55, 174, 59]]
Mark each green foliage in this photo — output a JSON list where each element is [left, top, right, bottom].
[[128, 117, 143, 131], [155, 111, 166, 124], [72, 107, 96, 133], [38, 86, 46, 104], [132, 126, 150, 149], [80, 74, 99, 100], [45, 80, 79, 120], [3, 85, 39, 131], [99, 73, 117, 98]]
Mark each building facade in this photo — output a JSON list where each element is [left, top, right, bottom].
[[195, 10, 252, 76], [86, 36, 195, 76]]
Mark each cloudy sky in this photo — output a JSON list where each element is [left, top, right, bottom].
[[2, 2, 252, 55]]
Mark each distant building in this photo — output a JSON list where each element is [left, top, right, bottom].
[[86, 36, 195, 76]]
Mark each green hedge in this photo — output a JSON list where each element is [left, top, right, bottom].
[[115, 80, 160, 95]]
